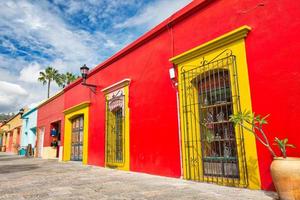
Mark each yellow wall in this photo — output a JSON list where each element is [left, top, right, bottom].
[[0, 111, 26, 153], [1, 126, 9, 151], [63, 102, 90, 164], [1, 131, 6, 151], [6, 114, 23, 130], [170, 26, 261, 189]]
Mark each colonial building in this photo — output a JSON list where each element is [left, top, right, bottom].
[[0, 111, 26, 154], [20, 0, 300, 191], [36, 91, 64, 159], [20, 107, 38, 156]]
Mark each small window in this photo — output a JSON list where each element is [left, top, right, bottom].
[[180, 52, 246, 183], [106, 92, 125, 165], [113, 108, 123, 162]]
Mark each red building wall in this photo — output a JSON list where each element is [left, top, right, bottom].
[[64, 32, 181, 176], [37, 92, 65, 147], [169, 0, 300, 190], [63, 0, 300, 190]]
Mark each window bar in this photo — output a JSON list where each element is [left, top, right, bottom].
[[182, 71, 191, 179], [198, 66, 206, 182], [194, 66, 200, 181], [186, 67, 197, 180]]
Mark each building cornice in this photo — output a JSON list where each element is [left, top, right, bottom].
[[170, 25, 251, 65]]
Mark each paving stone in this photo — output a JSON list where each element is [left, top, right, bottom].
[[0, 152, 277, 200]]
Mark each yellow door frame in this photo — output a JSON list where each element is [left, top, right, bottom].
[[170, 26, 261, 189], [102, 79, 130, 171], [63, 101, 90, 164]]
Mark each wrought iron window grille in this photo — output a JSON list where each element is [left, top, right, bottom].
[[105, 93, 126, 167], [180, 49, 248, 187]]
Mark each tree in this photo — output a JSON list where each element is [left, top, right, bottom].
[[38, 67, 60, 98], [57, 73, 66, 88], [0, 113, 14, 122], [57, 72, 78, 88]]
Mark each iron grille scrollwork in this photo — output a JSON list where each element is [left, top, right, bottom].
[[105, 91, 126, 166], [180, 49, 248, 187]]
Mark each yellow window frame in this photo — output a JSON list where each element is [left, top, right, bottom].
[[102, 79, 130, 171], [170, 26, 261, 189]]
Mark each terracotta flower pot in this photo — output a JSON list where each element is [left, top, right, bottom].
[[270, 157, 300, 200]]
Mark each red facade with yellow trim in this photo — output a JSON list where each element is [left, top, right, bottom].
[[37, 92, 65, 158], [37, 0, 300, 190]]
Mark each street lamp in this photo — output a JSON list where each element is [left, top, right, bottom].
[[19, 108, 29, 120], [80, 64, 97, 93], [19, 108, 25, 116], [80, 64, 89, 82]]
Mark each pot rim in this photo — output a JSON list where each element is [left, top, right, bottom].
[[273, 157, 300, 161]]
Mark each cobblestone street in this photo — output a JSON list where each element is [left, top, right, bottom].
[[0, 152, 277, 200]]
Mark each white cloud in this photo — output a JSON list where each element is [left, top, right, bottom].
[[0, 81, 27, 95], [114, 0, 192, 29], [0, 1, 113, 73], [0, 0, 192, 113], [52, 0, 141, 24], [0, 0, 112, 112], [0, 81, 28, 112], [19, 63, 41, 83]]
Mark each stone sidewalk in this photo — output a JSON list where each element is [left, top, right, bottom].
[[0, 152, 277, 200]]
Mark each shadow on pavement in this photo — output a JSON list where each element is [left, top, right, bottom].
[[0, 164, 39, 174], [0, 154, 13, 157], [264, 191, 278, 200], [0, 157, 27, 161]]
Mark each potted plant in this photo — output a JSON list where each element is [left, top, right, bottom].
[[230, 110, 299, 200], [50, 140, 58, 148]]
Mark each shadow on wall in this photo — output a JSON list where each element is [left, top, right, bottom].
[[0, 164, 39, 174]]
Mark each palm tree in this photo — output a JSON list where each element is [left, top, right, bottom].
[[38, 67, 60, 98], [65, 72, 78, 85], [57, 73, 66, 88], [57, 72, 78, 88]]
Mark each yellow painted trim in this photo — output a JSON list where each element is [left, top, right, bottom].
[[175, 26, 261, 189], [63, 103, 89, 164], [101, 79, 131, 94], [170, 25, 251, 65], [63, 101, 90, 115], [104, 85, 130, 171]]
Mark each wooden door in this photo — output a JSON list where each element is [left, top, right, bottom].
[[71, 116, 84, 161]]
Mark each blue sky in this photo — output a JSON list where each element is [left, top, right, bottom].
[[0, 0, 192, 113]]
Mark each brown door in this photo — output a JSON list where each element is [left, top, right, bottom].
[[71, 116, 84, 161]]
